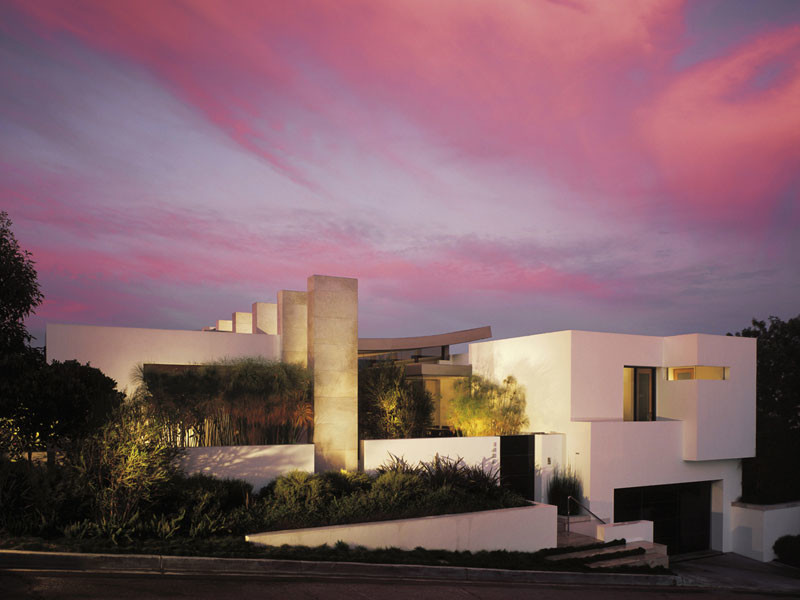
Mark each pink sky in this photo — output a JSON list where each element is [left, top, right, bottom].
[[2, 0, 798, 344]]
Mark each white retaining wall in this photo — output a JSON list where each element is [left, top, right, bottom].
[[360, 436, 499, 474], [731, 501, 800, 562], [247, 503, 557, 552], [178, 445, 314, 492]]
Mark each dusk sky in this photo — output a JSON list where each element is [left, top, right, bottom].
[[2, 0, 798, 346]]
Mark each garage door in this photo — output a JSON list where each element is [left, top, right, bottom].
[[614, 481, 711, 555]]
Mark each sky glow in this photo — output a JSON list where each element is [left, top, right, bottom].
[[2, 0, 798, 343]]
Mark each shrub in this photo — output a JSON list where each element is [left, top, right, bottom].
[[358, 362, 434, 439], [547, 464, 582, 516], [318, 469, 372, 498], [67, 399, 179, 533], [135, 358, 313, 447], [272, 470, 333, 516], [774, 534, 800, 567], [450, 375, 528, 436]]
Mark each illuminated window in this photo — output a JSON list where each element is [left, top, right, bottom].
[[667, 366, 728, 381], [623, 366, 656, 421]]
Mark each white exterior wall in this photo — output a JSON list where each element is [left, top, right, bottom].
[[179, 445, 314, 492], [470, 331, 592, 501], [570, 331, 663, 421], [247, 503, 557, 553], [361, 437, 499, 474], [46, 324, 280, 394], [731, 501, 800, 562], [589, 420, 741, 551], [661, 334, 756, 460], [470, 329, 755, 553]]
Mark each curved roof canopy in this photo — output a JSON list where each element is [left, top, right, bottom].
[[357, 326, 491, 354]]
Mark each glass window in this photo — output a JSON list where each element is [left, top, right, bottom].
[[624, 366, 656, 421], [667, 366, 727, 381]]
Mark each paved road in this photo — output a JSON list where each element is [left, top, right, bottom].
[[0, 571, 790, 600]]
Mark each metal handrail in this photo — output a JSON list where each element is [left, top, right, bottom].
[[565, 495, 606, 533]]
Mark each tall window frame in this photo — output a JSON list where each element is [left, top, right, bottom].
[[623, 366, 657, 422]]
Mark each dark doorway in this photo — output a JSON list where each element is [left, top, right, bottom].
[[500, 434, 535, 499], [614, 481, 712, 554]]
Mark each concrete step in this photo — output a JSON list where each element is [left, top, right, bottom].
[[556, 530, 600, 548], [548, 540, 669, 570]]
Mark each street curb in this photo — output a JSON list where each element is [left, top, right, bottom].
[[0, 549, 679, 586]]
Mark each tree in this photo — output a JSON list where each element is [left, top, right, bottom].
[[450, 374, 528, 436], [0, 211, 43, 353], [732, 315, 800, 503], [0, 356, 123, 463], [358, 362, 434, 439]]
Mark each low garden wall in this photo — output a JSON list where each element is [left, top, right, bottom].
[[360, 436, 499, 473], [178, 444, 314, 492], [247, 502, 557, 552], [731, 500, 800, 562]]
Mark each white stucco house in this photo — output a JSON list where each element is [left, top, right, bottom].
[[46, 274, 787, 558], [469, 330, 756, 555]]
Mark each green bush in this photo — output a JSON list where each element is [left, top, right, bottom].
[[547, 465, 582, 516], [450, 375, 528, 436], [774, 534, 800, 567], [358, 362, 434, 440]]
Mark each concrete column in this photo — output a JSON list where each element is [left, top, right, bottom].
[[252, 302, 278, 335], [232, 311, 253, 334], [307, 275, 358, 472], [277, 290, 308, 366], [216, 319, 233, 332]]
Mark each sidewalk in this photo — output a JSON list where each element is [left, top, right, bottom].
[[671, 552, 800, 595], [2, 549, 799, 593]]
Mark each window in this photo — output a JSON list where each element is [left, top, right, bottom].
[[667, 366, 728, 381], [623, 366, 656, 421]]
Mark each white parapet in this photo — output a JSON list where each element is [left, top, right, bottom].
[[178, 445, 314, 492], [232, 311, 253, 334], [361, 436, 499, 474], [247, 503, 557, 553], [252, 302, 278, 335]]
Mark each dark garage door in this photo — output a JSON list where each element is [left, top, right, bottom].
[[614, 481, 711, 554]]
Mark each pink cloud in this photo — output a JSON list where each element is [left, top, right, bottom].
[[637, 26, 800, 221]]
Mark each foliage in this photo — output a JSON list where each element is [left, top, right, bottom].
[[547, 464, 582, 516], [449, 374, 528, 436], [358, 362, 434, 439], [66, 399, 180, 537], [0, 456, 92, 536], [773, 534, 800, 567], [0, 211, 43, 353], [135, 358, 313, 446], [0, 535, 667, 574], [732, 315, 800, 503], [0, 352, 123, 461]]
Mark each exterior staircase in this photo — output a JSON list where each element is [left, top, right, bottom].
[[555, 515, 669, 569]]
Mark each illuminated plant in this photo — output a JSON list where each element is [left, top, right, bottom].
[[449, 374, 528, 436]]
